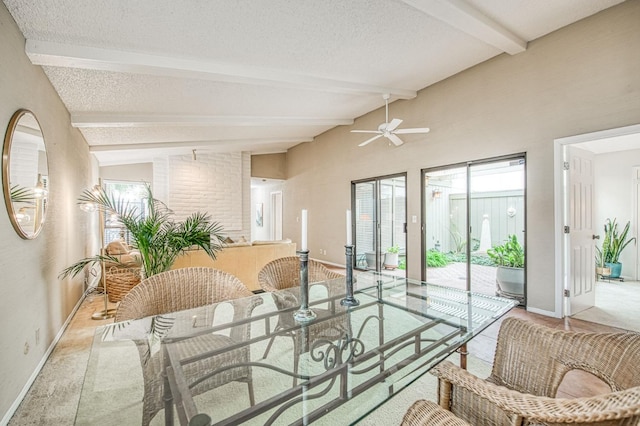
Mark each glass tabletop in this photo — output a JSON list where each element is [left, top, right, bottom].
[[75, 272, 516, 425]]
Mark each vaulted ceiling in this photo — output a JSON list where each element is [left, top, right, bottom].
[[3, 0, 625, 165]]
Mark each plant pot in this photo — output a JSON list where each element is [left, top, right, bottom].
[[596, 266, 612, 277], [496, 266, 524, 302], [365, 252, 383, 269], [604, 262, 622, 278], [384, 252, 399, 270]]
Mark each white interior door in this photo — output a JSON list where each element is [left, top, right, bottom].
[[567, 145, 596, 315], [270, 191, 283, 240]]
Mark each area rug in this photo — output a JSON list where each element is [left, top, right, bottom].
[[572, 280, 640, 333]]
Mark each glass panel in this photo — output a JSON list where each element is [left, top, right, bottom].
[[380, 176, 406, 276], [354, 181, 376, 270], [103, 180, 149, 245], [424, 167, 467, 288], [469, 159, 525, 302]]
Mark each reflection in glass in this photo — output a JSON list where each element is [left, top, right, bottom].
[[2, 109, 49, 239]]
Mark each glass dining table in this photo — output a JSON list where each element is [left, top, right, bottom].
[[75, 271, 516, 426]]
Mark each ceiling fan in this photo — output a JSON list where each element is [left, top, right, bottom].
[[351, 94, 430, 147]]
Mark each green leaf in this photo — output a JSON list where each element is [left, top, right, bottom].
[[61, 184, 226, 280]]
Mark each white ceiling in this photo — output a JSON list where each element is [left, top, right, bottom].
[[3, 0, 627, 166]]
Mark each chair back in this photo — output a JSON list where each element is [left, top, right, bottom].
[[115, 267, 253, 322], [490, 317, 640, 397], [258, 256, 343, 293]]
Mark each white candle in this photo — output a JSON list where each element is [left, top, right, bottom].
[[346, 209, 352, 245], [301, 209, 308, 251]]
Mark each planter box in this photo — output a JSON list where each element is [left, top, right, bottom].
[[384, 252, 399, 270], [496, 266, 524, 303]]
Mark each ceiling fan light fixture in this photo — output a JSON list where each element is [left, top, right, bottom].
[[352, 95, 429, 147]]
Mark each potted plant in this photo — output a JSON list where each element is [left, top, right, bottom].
[[384, 245, 400, 270], [595, 246, 611, 277], [487, 234, 524, 302], [60, 184, 225, 280], [600, 218, 636, 279]]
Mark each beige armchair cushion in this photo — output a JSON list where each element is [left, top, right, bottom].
[[105, 239, 129, 255]]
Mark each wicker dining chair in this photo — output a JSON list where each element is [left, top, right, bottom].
[[420, 317, 640, 426], [115, 267, 260, 426], [258, 256, 347, 384]]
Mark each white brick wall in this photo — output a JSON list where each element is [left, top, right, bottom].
[[152, 156, 169, 204], [153, 152, 251, 240]]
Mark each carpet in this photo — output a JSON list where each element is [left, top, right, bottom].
[[571, 280, 640, 333]]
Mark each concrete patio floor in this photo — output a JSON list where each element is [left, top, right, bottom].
[[371, 261, 504, 299]]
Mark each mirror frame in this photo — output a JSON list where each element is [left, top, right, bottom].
[[2, 109, 49, 240]]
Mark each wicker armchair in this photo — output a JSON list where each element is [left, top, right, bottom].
[[424, 317, 640, 426], [258, 256, 346, 384], [402, 400, 471, 425], [115, 267, 260, 426]]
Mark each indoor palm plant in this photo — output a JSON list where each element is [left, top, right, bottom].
[[60, 184, 225, 280], [599, 218, 636, 278]]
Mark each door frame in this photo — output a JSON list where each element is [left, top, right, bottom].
[[270, 190, 283, 241], [421, 154, 526, 297], [351, 172, 407, 274], [554, 123, 640, 318]]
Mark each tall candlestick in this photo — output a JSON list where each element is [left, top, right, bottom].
[[346, 209, 352, 246], [294, 249, 316, 323], [301, 209, 308, 251], [340, 244, 359, 307]]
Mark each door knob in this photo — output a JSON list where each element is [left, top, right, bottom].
[[592, 235, 600, 239]]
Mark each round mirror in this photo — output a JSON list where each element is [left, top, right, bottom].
[[2, 109, 49, 239]]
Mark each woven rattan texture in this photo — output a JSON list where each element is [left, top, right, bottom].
[[105, 266, 141, 302], [115, 267, 253, 322], [401, 399, 472, 425], [114, 267, 257, 426], [429, 317, 640, 425], [257, 256, 344, 293]]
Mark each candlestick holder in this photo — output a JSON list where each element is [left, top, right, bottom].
[[294, 249, 316, 323], [340, 245, 359, 307]]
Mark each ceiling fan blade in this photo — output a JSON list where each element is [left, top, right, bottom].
[[386, 118, 403, 131], [351, 130, 382, 134], [387, 133, 404, 146], [394, 127, 431, 134], [358, 134, 383, 147]]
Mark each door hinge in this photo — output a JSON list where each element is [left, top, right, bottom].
[[563, 161, 570, 171], [564, 289, 570, 297], [564, 226, 570, 234]]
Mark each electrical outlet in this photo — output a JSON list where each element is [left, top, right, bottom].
[[24, 342, 29, 355], [35, 328, 40, 345]]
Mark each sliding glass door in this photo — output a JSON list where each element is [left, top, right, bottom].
[[353, 174, 406, 276], [422, 155, 526, 304]]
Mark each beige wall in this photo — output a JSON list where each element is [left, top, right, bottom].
[[283, 1, 640, 314], [252, 153, 287, 180], [0, 4, 94, 422]]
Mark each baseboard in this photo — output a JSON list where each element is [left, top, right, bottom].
[[0, 288, 90, 426], [526, 305, 560, 318], [311, 258, 345, 269]]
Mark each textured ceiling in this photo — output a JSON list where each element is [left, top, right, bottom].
[[3, 0, 626, 165]]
